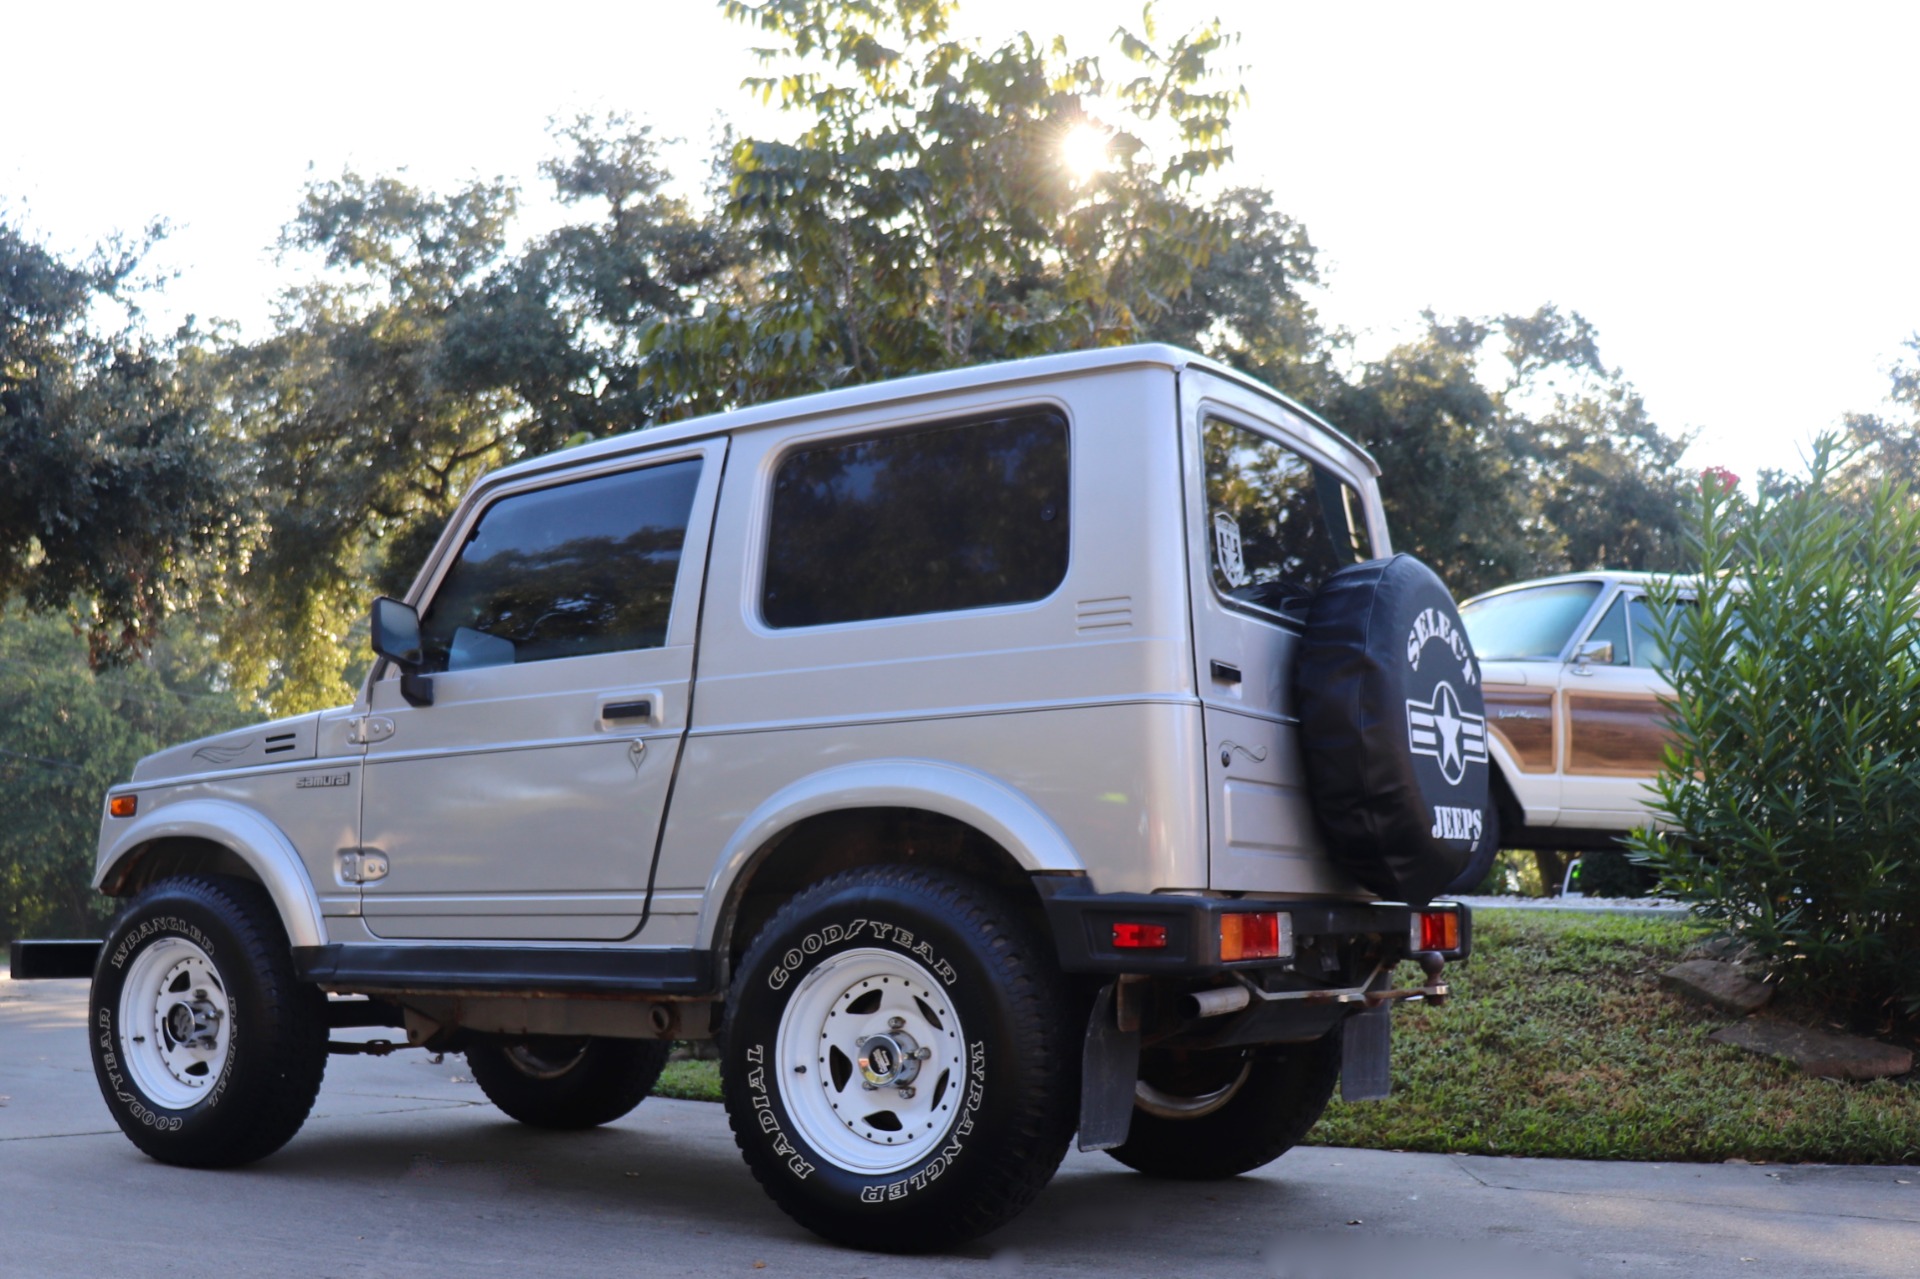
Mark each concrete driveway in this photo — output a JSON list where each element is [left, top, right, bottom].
[[3, 974, 1913, 1278]]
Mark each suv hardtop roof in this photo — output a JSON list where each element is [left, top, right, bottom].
[[484, 343, 1380, 488]]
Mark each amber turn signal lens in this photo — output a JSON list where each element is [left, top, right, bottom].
[[1415, 910, 1461, 953], [108, 795, 137, 818], [1219, 911, 1289, 961]]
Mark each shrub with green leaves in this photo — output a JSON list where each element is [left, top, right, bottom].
[[1632, 441, 1920, 1027]]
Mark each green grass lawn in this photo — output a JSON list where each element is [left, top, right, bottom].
[[655, 912, 1920, 1163], [1311, 910, 1920, 1163]]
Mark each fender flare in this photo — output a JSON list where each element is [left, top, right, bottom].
[[95, 798, 328, 950], [692, 757, 1083, 951]]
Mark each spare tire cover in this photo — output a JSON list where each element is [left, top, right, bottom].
[[1294, 554, 1490, 905]]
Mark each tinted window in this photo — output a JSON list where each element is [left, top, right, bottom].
[[1204, 416, 1374, 624], [420, 459, 702, 671], [1460, 581, 1602, 661], [762, 411, 1070, 628]]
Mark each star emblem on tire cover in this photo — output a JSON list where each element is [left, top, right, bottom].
[[1406, 680, 1488, 786]]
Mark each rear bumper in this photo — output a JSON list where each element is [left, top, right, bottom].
[[1037, 881, 1471, 976], [8, 939, 103, 980]]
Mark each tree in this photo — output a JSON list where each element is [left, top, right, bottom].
[[0, 217, 229, 663], [1322, 306, 1692, 599], [645, 0, 1245, 413], [0, 610, 250, 941]]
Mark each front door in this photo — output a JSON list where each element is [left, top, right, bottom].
[[357, 441, 724, 941], [1559, 589, 1674, 822]]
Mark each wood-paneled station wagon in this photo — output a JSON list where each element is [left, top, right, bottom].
[[1456, 572, 1692, 872]]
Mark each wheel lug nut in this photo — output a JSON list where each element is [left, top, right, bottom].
[[888, 1017, 905, 1031], [898, 1086, 915, 1099]]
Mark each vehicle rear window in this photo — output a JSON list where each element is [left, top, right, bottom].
[[1460, 581, 1603, 661], [419, 458, 703, 671], [762, 410, 1070, 628], [1204, 416, 1374, 625]]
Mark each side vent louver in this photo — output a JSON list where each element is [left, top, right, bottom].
[[1075, 596, 1133, 634], [264, 732, 297, 755]]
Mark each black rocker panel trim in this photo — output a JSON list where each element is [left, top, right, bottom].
[[292, 944, 718, 996], [8, 939, 104, 980]]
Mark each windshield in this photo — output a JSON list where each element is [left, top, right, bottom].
[[1461, 581, 1603, 661]]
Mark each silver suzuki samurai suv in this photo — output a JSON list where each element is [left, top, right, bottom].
[[15, 345, 1490, 1251]]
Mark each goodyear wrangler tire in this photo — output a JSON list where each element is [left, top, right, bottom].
[[88, 875, 328, 1168], [1296, 554, 1493, 904], [467, 1035, 671, 1130], [721, 867, 1076, 1252], [1105, 1035, 1342, 1180]]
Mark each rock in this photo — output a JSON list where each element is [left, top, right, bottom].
[[1660, 959, 1774, 1015], [1708, 1018, 1914, 1080]]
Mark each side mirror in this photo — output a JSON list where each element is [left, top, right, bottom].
[[370, 597, 423, 667], [1570, 639, 1614, 667], [369, 597, 434, 708]]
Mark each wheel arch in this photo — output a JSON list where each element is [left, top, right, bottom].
[[694, 759, 1083, 966], [95, 799, 327, 950]]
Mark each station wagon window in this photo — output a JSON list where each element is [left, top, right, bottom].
[[418, 458, 703, 672], [1627, 594, 1693, 669], [1204, 416, 1374, 625], [1459, 581, 1602, 661], [1582, 595, 1633, 665], [762, 409, 1070, 628]]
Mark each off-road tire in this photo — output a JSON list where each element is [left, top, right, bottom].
[[467, 1036, 672, 1129], [88, 874, 328, 1168], [721, 866, 1076, 1253], [1106, 1034, 1342, 1180]]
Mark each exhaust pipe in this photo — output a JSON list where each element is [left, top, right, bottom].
[[1182, 985, 1252, 1019]]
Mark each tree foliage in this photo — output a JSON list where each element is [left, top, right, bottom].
[[0, 611, 250, 940], [3, 2, 1719, 717], [0, 219, 231, 663], [645, 0, 1245, 412]]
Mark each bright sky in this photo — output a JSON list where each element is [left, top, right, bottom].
[[6, 1, 1915, 481]]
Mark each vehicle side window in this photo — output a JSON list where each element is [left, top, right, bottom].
[[1582, 595, 1632, 665], [1628, 594, 1692, 669], [762, 409, 1070, 628], [1460, 582, 1603, 661], [1204, 416, 1374, 625], [419, 458, 703, 672]]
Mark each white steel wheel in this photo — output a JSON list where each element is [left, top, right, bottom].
[[116, 935, 234, 1110], [775, 947, 970, 1176]]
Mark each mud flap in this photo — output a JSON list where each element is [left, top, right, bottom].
[[1077, 982, 1141, 1151], [1340, 1002, 1392, 1102]]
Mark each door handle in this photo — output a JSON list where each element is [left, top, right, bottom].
[[602, 699, 654, 722]]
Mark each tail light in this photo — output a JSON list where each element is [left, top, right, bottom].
[[1111, 922, 1168, 949], [1220, 911, 1292, 962], [1413, 908, 1462, 954]]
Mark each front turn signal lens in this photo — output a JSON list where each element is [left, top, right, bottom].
[[1220, 911, 1292, 962], [108, 795, 137, 818], [1414, 909, 1461, 953]]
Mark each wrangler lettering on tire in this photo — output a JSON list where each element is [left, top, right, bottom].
[[87, 875, 328, 1168]]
